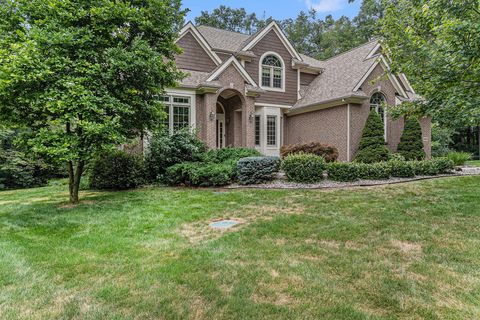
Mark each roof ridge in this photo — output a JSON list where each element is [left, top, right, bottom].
[[196, 24, 252, 37], [319, 39, 379, 62]]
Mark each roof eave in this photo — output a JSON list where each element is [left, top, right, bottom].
[[287, 94, 368, 116]]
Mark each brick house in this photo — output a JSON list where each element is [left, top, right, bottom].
[[160, 21, 431, 161]]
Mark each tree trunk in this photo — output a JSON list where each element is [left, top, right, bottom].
[[68, 160, 84, 204]]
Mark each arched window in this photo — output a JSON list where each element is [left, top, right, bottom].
[[261, 54, 283, 90], [370, 92, 387, 140]]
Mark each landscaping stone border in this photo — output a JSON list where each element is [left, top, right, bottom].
[[227, 167, 480, 190]]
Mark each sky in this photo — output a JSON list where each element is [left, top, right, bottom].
[[182, 0, 362, 23]]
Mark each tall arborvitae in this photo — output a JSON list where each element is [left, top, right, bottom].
[[397, 117, 426, 160], [354, 111, 391, 163]]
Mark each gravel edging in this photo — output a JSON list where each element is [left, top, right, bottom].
[[226, 167, 480, 190]]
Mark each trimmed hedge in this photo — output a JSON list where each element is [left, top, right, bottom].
[[280, 142, 338, 162], [413, 160, 439, 176], [387, 160, 416, 178], [90, 150, 145, 190], [357, 162, 391, 180], [165, 162, 234, 187], [281, 153, 326, 183], [204, 147, 261, 163], [237, 157, 281, 185], [327, 162, 360, 182], [432, 158, 454, 174]]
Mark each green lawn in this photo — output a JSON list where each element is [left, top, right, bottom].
[[1, 177, 480, 319]]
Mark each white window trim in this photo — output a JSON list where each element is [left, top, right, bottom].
[[162, 89, 196, 134], [259, 52, 286, 93], [266, 115, 278, 148]]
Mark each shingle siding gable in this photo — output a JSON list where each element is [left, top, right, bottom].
[[175, 32, 217, 72]]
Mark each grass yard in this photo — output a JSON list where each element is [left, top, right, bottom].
[[1, 177, 480, 319]]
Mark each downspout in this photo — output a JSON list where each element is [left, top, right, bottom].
[[347, 104, 351, 162]]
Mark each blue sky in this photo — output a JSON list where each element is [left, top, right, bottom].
[[182, 0, 362, 23]]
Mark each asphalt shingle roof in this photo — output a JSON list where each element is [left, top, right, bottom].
[[196, 25, 252, 52]]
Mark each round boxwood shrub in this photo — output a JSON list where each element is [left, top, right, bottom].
[[412, 160, 439, 176], [432, 158, 454, 174], [354, 111, 391, 163], [327, 162, 360, 182], [237, 156, 280, 185], [281, 153, 325, 183], [280, 142, 339, 162], [397, 117, 426, 160], [357, 162, 391, 180], [90, 150, 145, 190], [387, 160, 416, 178], [165, 162, 234, 187]]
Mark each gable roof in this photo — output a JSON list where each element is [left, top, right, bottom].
[[206, 56, 258, 86], [196, 25, 252, 52], [177, 22, 223, 65], [292, 40, 409, 111]]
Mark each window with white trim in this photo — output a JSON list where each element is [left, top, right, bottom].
[[161, 95, 191, 134], [370, 92, 387, 139], [267, 115, 277, 147], [261, 55, 283, 89]]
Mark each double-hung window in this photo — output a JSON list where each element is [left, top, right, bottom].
[[261, 54, 283, 90]]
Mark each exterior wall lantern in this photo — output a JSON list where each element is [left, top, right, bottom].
[[209, 111, 215, 121]]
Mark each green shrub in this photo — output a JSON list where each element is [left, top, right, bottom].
[[387, 160, 415, 178], [412, 161, 439, 176], [0, 149, 47, 190], [432, 158, 455, 174], [327, 162, 360, 182], [388, 153, 406, 161], [165, 162, 234, 187], [89, 150, 145, 190], [446, 151, 472, 166], [281, 153, 326, 183], [203, 147, 260, 163], [397, 117, 426, 160], [357, 162, 391, 180], [280, 142, 339, 162], [237, 157, 280, 185], [145, 129, 206, 181], [354, 111, 391, 163]]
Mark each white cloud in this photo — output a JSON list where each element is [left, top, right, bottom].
[[305, 0, 345, 13]]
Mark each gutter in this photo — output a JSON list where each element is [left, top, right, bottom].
[[286, 94, 368, 116]]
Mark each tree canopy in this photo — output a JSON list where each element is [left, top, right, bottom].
[[0, 0, 186, 203], [381, 0, 480, 128]]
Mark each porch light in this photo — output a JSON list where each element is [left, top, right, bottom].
[[249, 113, 255, 123], [209, 111, 215, 121]]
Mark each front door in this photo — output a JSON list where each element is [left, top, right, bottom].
[[216, 114, 226, 148]]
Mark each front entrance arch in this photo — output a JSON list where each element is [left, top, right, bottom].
[[215, 89, 246, 148]]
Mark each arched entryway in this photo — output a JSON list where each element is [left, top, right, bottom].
[[216, 89, 246, 148]]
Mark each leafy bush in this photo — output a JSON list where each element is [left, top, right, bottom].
[[412, 161, 439, 176], [0, 149, 47, 190], [237, 157, 280, 185], [388, 153, 406, 161], [89, 150, 145, 190], [203, 147, 260, 163], [431, 124, 454, 157], [145, 129, 206, 181], [397, 117, 426, 160], [354, 111, 391, 163], [327, 162, 360, 182], [280, 142, 339, 162], [432, 158, 455, 174], [387, 160, 415, 178], [357, 162, 391, 180], [446, 151, 472, 166], [165, 162, 234, 187], [281, 153, 326, 183]]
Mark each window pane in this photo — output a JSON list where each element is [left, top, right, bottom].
[[159, 96, 170, 102], [173, 105, 189, 132], [255, 115, 261, 146], [273, 68, 282, 88], [267, 116, 277, 147], [161, 105, 170, 132], [262, 67, 271, 87], [262, 55, 281, 67], [173, 96, 189, 104]]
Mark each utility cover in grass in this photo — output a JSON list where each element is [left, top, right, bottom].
[[210, 220, 240, 229]]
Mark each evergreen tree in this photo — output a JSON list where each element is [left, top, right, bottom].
[[397, 118, 426, 160], [354, 111, 390, 163]]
